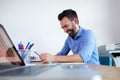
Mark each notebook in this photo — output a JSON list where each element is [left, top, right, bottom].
[[0, 24, 102, 80]]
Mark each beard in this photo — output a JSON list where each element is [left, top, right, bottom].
[[67, 24, 76, 39], [67, 29, 74, 37]]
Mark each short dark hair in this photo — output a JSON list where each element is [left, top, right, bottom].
[[58, 9, 78, 21]]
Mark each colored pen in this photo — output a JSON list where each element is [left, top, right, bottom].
[[21, 44, 24, 50], [25, 42, 30, 50], [20, 41, 22, 45], [18, 44, 21, 50], [28, 43, 34, 49]]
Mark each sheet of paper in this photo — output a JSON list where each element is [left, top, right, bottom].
[[30, 57, 41, 62]]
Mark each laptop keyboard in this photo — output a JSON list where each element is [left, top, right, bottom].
[[0, 65, 16, 70], [0, 65, 56, 76]]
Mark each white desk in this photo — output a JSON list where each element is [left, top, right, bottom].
[[31, 62, 120, 80]]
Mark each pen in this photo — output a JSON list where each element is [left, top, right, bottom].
[[34, 51, 40, 56], [20, 41, 23, 49], [21, 44, 24, 50], [25, 42, 30, 50], [34, 51, 53, 64], [28, 43, 34, 49], [34, 51, 52, 64], [18, 44, 21, 50]]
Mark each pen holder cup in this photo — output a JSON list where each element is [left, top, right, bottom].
[[18, 49, 31, 65]]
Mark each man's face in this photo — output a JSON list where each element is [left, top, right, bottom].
[[60, 17, 77, 37]]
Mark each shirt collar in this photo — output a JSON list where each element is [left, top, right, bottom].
[[74, 27, 83, 39], [68, 26, 83, 40]]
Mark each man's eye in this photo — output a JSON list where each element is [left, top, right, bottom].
[[61, 26, 64, 29], [64, 26, 68, 28], [62, 25, 68, 29]]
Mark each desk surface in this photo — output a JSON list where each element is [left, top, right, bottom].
[[85, 64, 120, 80], [32, 62, 120, 80]]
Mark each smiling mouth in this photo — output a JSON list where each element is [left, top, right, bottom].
[[67, 30, 70, 32], [67, 30, 71, 34], [67, 31, 73, 35]]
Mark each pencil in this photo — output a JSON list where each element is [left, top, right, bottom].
[[34, 51, 40, 56]]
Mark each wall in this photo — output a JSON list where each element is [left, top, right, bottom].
[[0, 0, 120, 55]]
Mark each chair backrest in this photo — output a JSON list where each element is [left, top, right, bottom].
[[99, 56, 112, 66]]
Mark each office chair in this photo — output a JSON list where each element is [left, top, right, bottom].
[[99, 56, 112, 66]]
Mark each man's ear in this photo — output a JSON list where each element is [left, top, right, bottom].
[[73, 18, 79, 24]]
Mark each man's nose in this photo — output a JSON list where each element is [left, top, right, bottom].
[[63, 28, 68, 33]]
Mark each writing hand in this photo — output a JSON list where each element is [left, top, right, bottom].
[[39, 53, 55, 63]]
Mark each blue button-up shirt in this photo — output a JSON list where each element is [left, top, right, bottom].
[[56, 27, 100, 64]]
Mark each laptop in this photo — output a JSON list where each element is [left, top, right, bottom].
[[0, 24, 102, 80]]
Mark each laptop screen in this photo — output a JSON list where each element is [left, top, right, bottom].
[[0, 24, 24, 67]]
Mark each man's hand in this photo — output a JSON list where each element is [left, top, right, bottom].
[[39, 53, 56, 63], [39, 53, 83, 63]]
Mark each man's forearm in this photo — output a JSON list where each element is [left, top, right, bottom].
[[54, 54, 83, 63]]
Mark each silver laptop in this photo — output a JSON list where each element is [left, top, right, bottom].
[[0, 24, 102, 80]]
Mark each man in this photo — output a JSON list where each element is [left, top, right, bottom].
[[39, 9, 100, 64]]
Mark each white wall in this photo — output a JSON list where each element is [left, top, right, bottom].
[[0, 0, 120, 55]]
